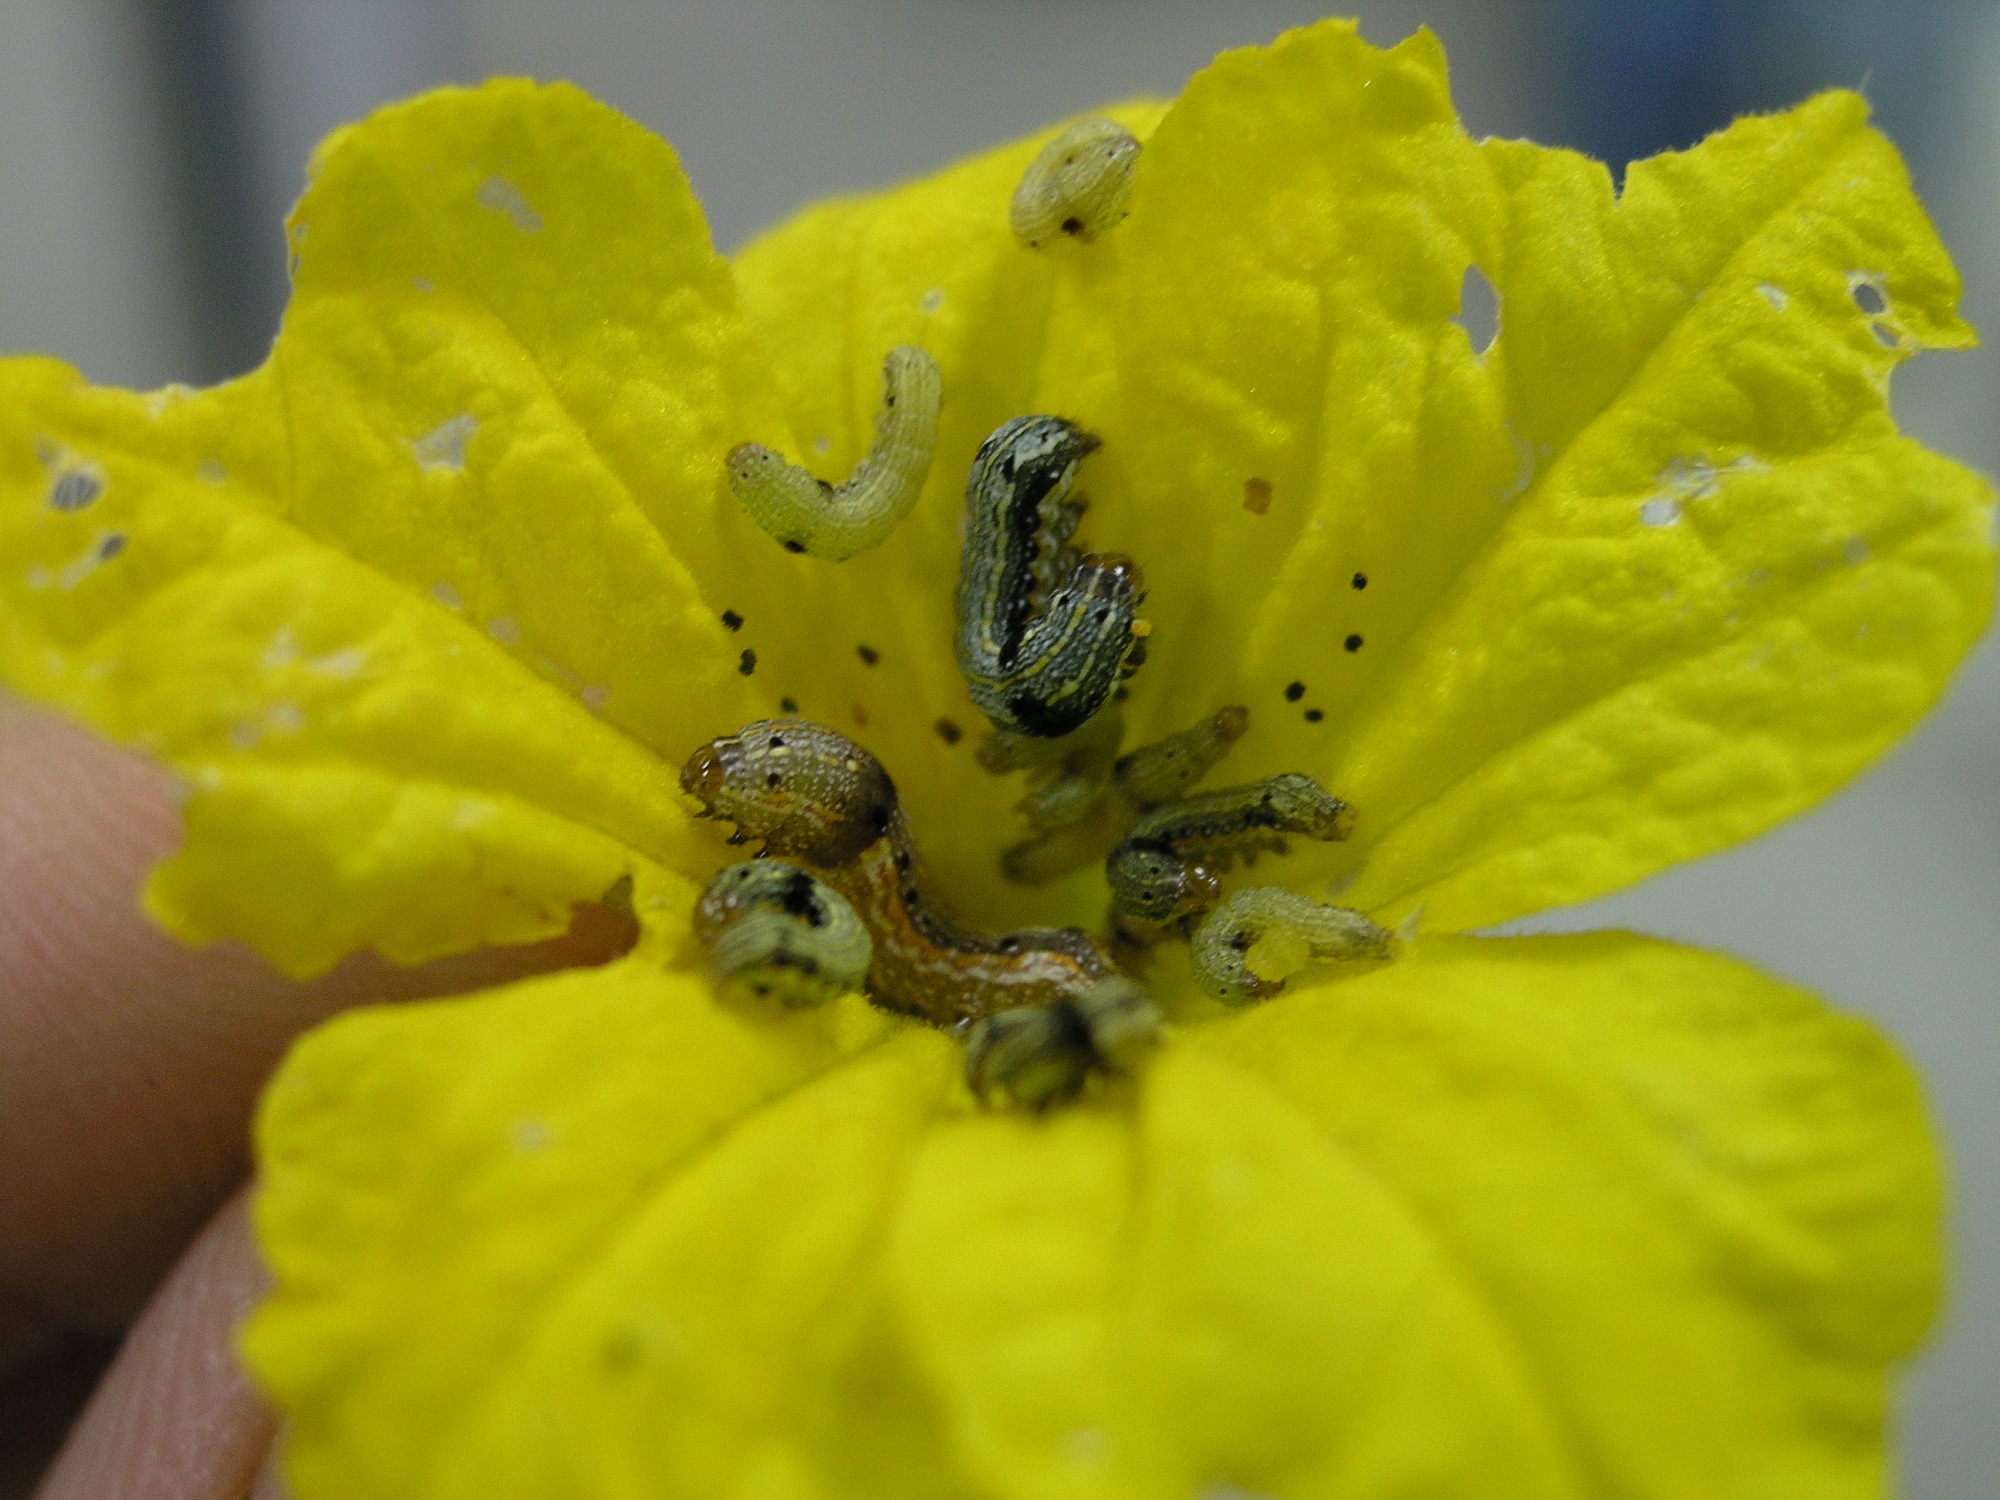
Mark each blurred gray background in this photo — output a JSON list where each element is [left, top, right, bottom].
[[1, 1, 1993, 1494]]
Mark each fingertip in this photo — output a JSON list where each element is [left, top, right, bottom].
[[32, 1187, 274, 1500]]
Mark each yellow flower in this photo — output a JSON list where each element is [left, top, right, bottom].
[[2, 19, 1991, 1499]]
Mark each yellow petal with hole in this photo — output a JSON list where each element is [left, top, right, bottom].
[[1107, 24, 1992, 927], [0, 81, 798, 972], [727, 20, 1992, 936]]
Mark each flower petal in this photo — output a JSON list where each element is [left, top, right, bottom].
[[1, 81, 798, 972], [1189, 932, 1938, 1497], [1096, 22, 1993, 927], [246, 934, 1936, 1497], [245, 963, 941, 1498]]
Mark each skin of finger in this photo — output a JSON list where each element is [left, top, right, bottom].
[[31, 1187, 275, 1500], [0, 695, 636, 1351], [247, 1437, 290, 1500]]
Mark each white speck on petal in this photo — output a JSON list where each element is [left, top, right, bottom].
[[486, 616, 520, 645], [812, 436, 830, 455], [477, 174, 542, 232], [412, 276, 435, 292], [262, 628, 297, 670], [309, 646, 368, 677], [1064, 1430, 1107, 1465], [1844, 535, 1870, 565], [581, 683, 610, 710], [266, 701, 304, 735], [921, 287, 945, 314], [1639, 453, 1762, 528], [453, 798, 492, 830], [429, 581, 464, 610], [56, 532, 126, 589], [197, 459, 227, 484], [144, 383, 195, 417], [412, 413, 477, 474], [1757, 282, 1788, 310], [512, 1118, 553, 1152]]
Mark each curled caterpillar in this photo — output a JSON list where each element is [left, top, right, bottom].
[[1106, 772, 1355, 925], [1010, 116, 1141, 250], [998, 704, 1250, 887], [954, 416, 1145, 739], [1191, 887, 1392, 1006], [693, 860, 872, 1007], [682, 718, 1121, 1025], [725, 346, 943, 560], [965, 977, 1160, 1111]]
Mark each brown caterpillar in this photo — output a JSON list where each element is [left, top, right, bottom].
[[681, 719, 1124, 1025]]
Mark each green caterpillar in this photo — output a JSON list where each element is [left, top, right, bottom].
[[726, 345, 942, 560], [1010, 116, 1141, 251]]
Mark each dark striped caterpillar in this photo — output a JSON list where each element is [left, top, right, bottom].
[[1106, 773, 1357, 925], [953, 416, 1146, 738]]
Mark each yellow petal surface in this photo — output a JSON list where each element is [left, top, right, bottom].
[[732, 21, 1994, 934], [0, 81, 808, 972], [246, 934, 1937, 1499]]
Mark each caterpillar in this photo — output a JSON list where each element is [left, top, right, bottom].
[[692, 860, 872, 1008], [964, 977, 1159, 1111], [1190, 887, 1393, 1006], [1011, 116, 1141, 251], [681, 718, 1126, 1025], [1106, 772, 1355, 925], [725, 345, 943, 560], [997, 704, 1251, 887], [954, 416, 1146, 738]]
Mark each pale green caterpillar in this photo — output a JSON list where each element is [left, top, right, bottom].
[[692, 859, 873, 1007], [725, 345, 942, 560], [964, 977, 1160, 1110], [1010, 116, 1141, 251], [1190, 887, 1393, 1006], [954, 416, 1146, 738], [1106, 772, 1355, 926], [998, 704, 1250, 887]]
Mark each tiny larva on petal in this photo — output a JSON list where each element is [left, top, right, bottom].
[[725, 345, 943, 560], [1105, 772, 1355, 924], [692, 859, 872, 1008], [1190, 887, 1392, 1006], [995, 704, 1249, 888], [1010, 116, 1141, 251]]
